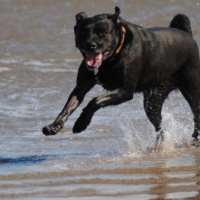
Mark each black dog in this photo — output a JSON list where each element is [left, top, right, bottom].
[[43, 7, 200, 150]]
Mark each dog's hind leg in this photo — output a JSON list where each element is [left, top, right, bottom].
[[180, 88, 200, 137], [143, 79, 175, 151], [179, 87, 200, 147], [177, 69, 200, 143]]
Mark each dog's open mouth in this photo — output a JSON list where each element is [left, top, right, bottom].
[[85, 52, 109, 70]]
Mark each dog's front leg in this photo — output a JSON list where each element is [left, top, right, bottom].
[[73, 87, 133, 133], [43, 78, 95, 136], [42, 60, 96, 136], [42, 87, 85, 135]]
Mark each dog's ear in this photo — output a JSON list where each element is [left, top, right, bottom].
[[115, 6, 121, 14], [108, 6, 121, 23], [75, 12, 87, 23], [74, 12, 87, 35]]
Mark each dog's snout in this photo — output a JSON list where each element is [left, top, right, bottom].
[[91, 43, 97, 49], [84, 42, 97, 50]]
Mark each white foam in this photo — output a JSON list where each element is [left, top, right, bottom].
[[0, 67, 11, 72], [0, 59, 17, 64], [112, 104, 192, 156], [24, 60, 52, 66]]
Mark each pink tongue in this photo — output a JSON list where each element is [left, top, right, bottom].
[[86, 52, 102, 67]]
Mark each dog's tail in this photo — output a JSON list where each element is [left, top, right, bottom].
[[169, 14, 193, 37]]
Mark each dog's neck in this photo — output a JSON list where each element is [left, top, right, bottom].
[[109, 26, 126, 61], [115, 26, 126, 54]]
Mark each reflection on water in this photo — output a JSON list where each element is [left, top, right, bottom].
[[0, 0, 200, 199]]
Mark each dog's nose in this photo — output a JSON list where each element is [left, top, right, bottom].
[[90, 43, 97, 49], [85, 42, 97, 50]]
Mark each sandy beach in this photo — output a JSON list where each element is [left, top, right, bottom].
[[0, 0, 200, 199]]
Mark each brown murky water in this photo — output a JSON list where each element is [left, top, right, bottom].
[[0, 0, 200, 199]]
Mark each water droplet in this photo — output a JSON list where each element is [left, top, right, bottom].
[[34, 106, 38, 111]]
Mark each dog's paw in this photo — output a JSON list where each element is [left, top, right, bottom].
[[42, 122, 63, 136], [72, 118, 89, 133], [72, 110, 94, 133], [153, 131, 165, 152], [72, 123, 86, 134], [42, 126, 57, 136]]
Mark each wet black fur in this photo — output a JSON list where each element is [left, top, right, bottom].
[[43, 7, 200, 140]]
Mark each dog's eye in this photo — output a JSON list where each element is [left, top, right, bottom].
[[99, 31, 107, 37]]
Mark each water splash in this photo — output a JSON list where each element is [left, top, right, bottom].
[[161, 112, 192, 151], [112, 105, 193, 156], [33, 105, 43, 127], [113, 108, 153, 156]]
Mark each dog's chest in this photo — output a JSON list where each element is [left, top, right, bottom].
[[94, 67, 123, 90], [94, 76, 103, 86]]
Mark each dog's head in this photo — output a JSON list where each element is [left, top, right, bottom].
[[74, 7, 122, 71]]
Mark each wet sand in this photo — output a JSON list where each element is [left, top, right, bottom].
[[1, 148, 200, 199], [0, 0, 200, 199]]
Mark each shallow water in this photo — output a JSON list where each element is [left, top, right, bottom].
[[0, 0, 200, 199]]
